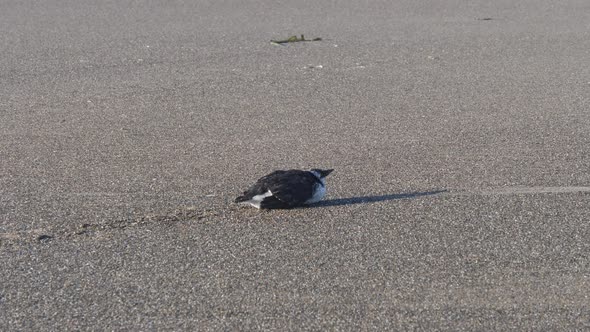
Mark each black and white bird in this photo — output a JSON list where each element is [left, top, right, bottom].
[[235, 169, 334, 209]]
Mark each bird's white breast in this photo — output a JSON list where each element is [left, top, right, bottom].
[[305, 182, 327, 204]]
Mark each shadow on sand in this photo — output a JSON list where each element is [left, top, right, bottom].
[[310, 190, 447, 208]]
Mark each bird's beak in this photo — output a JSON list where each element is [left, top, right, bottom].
[[321, 169, 334, 177]]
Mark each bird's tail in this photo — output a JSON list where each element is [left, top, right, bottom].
[[234, 195, 248, 203]]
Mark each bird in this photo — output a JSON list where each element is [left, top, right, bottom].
[[235, 168, 334, 209]]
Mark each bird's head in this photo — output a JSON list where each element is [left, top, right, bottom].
[[310, 168, 334, 179]]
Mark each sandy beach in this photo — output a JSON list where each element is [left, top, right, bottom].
[[1, 0, 589, 329]]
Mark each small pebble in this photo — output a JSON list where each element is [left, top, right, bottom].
[[37, 234, 53, 242]]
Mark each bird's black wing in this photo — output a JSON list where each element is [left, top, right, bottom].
[[264, 170, 319, 207], [235, 170, 288, 202], [259, 195, 291, 209], [257, 170, 288, 183]]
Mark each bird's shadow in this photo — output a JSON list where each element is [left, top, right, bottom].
[[308, 190, 447, 208]]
